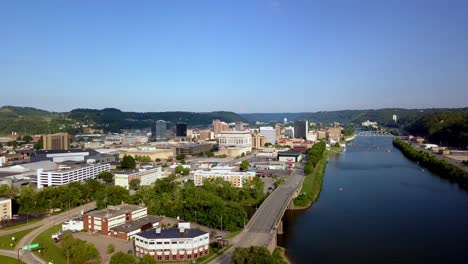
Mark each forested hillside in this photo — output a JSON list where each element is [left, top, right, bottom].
[[0, 106, 247, 135], [406, 109, 468, 148]]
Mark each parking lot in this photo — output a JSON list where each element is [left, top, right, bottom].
[[73, 232, 134, 264]]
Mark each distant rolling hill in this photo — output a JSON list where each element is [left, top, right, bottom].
[[241, 108, 467, 127], [0, 106, 247, 135]]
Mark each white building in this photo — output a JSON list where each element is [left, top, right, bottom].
[[259, 126, 276, 144], [284, 126, 295, 138], [134, 222, 209, 262], [115, 167, 163, 189], [218, 131, 252, 152], [193, 167, 255, 188], [0, 197, 12, 221], [362, 120, 378, 128], [62, 218, 84, 232], [306, 131, 317, 142], [37, 163, 110, 189]]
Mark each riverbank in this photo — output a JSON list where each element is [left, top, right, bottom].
[[293, 145, 341, 209], [393, 138, 468, 190], [344, 134, 357, 142]]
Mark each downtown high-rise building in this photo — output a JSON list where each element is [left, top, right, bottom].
[[151, 120, 167, 141], [294, 120, 308, 139], [43, 133, 69, 150], [176, 123, 187, 137]]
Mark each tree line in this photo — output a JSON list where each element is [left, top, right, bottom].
[[231, 246, 286, 264], [393, 138, 468, 190], [304, 141, 326, 175], [2, 171, 264, 231], [133, 175, 264, 231]]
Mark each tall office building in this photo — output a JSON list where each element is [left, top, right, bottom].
[[43, 133, 69, 150], [275, 124, 282, 141], [294, 120, 308, 139], [213, 119, 230, 135], [151, 120, 167, 141], [259, 126, 276, 144], [176, 123, 187, 137]]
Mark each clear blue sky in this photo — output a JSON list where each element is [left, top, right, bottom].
[[1, 0, 467, 113]]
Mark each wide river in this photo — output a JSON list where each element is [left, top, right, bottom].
[[279, 136, 468, 264]]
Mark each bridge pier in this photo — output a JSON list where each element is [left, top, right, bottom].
[[277, 220, 284, 235]]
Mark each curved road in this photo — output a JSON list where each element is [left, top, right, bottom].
[[0, 202, 96, 264]]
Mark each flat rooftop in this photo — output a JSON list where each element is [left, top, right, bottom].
[[86, 204, 145, 219], [137, 228, 207, 239], [277, 151, 302, 157], [41, 162, 108, 173], [110, 215, 162, 233]]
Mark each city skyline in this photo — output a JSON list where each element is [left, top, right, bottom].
[[2, 0, 468, 112]]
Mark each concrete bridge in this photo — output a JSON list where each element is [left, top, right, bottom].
[[210, 165, 305, 263], [357, 131, 394, 137]]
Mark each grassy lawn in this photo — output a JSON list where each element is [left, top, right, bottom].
[[0, 255, 26, 264], [1, 219, 41, 231], [0, 227, 38, 249], [32, 223, 66, 264], [293, 151, 333, 207]]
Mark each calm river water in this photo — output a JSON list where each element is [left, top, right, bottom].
[[279, 136, 468, 264]]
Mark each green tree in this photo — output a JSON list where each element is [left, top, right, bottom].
[[98, 171, 114, 184], [231, 246, 280, 264], [34, 137, 43, 150], [107, 243, 115, 254], [240, 160, 249, 171], [182, 168, 190, 176], [7, 141, 18, 148], [155, 158, 161, 162], [0, 185, 17, 197], [174, 165, 184, 174], [129, 178, 141, 191], [105, 186, 131, 206], [22, 135, 33, 143], [140, 254, 157, 264], [176, 153, 186, 160], [17, 185, 37, 223], [110, 251, 136, 264], [120, 155, 136, 170], [61, 233, 100, 264]]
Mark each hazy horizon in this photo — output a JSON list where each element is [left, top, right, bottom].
[[1, 104, 466, 115], [2, 0, 468, 112]]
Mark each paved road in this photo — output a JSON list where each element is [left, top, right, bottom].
[[210, 164, 305, 264], [411, 143, 468, 172], [0, 202, 96, 264]]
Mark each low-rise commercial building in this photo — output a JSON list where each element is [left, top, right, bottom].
[[0, 197, 12, 221], [193, 167, 255, 188], [134, 222, 209, 262], [120, 147, 175, 161], [83, 204, 148, 236], [36, 163, 110, 189], [115, 167, 163, 189], [110, 215, 161, 240], [278, 151, 303, 162], [175, 143, 214, 156], [121, 136, 149, 145]]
